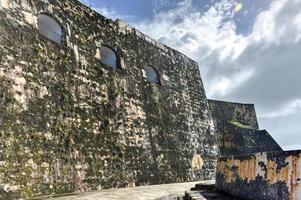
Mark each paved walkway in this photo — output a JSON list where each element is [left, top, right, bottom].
[[48, 181, 213, 200]]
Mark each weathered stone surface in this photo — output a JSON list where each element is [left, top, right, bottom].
[[208, 100, 282, 156], [0, 0, 218, 198], [208, 99, 259, 130], [216, 151, 301, 200], [185, 181, 239, 200], [192, 182, 215, 191], [46, 181, 202, 200], [215, 123, 282, 156], [209, 100, 301, 200]]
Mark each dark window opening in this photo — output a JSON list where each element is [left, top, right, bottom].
[[145, 66, 160, 84], [100, 46, 118, 69], [38, 14, 63, 44]]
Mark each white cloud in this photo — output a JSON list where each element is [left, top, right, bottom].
[[250, 0, 301, 44], [259, 99, 301, 119], [135, 0, 252, 98], [208, 69, 254, 97]]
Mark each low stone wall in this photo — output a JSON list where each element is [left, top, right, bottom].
[[208, 99, 259, 131], [217, 123, 282, 156], [208, 100, 282, 156], [216, 150, 301, 200]]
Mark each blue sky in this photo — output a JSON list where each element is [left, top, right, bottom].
[[81, 0, 154, 20], [81, 0, 301, 150]]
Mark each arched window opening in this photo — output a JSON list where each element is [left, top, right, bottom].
[[145, 66, 160, 84], [38, 14, 62, 44], [100, 46, 118, 69]]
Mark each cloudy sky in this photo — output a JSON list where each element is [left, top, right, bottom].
[[81, 0, 301, 150]]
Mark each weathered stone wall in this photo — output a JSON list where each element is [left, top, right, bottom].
[[208, 100, 282, 156], [217, 123, 282, 156], [216, 150, 301, 200], [209, 100, 298, 200], [0, 0, 218, 198], [208, 99, 259, 130]]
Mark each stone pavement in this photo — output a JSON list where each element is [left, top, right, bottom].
[[47, 181, 213, 200]]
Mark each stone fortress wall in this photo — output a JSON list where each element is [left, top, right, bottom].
[[0, 0, 218, 198], [209, 100, 301, 200], [2, 0, 298, 199]]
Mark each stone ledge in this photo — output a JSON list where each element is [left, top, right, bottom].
[[185, 182, 240, 200]]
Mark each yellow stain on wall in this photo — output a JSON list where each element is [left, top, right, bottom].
[[192, 153, 204, 170]]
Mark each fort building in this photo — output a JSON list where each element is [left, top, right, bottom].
[[0, 0, 300, 199], [0, 0, 218, 198]]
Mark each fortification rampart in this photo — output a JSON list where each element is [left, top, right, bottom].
[[0, 0, 218, 198]]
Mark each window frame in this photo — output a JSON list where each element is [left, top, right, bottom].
[[99, 45, 121, 69], [37, 13, 64, 45], [145, 66, 161, 85]]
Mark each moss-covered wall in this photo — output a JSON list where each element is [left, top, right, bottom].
[[208, 99, 259, 130], [208, 99, 282, 156], [0, 0, 218, 198]]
